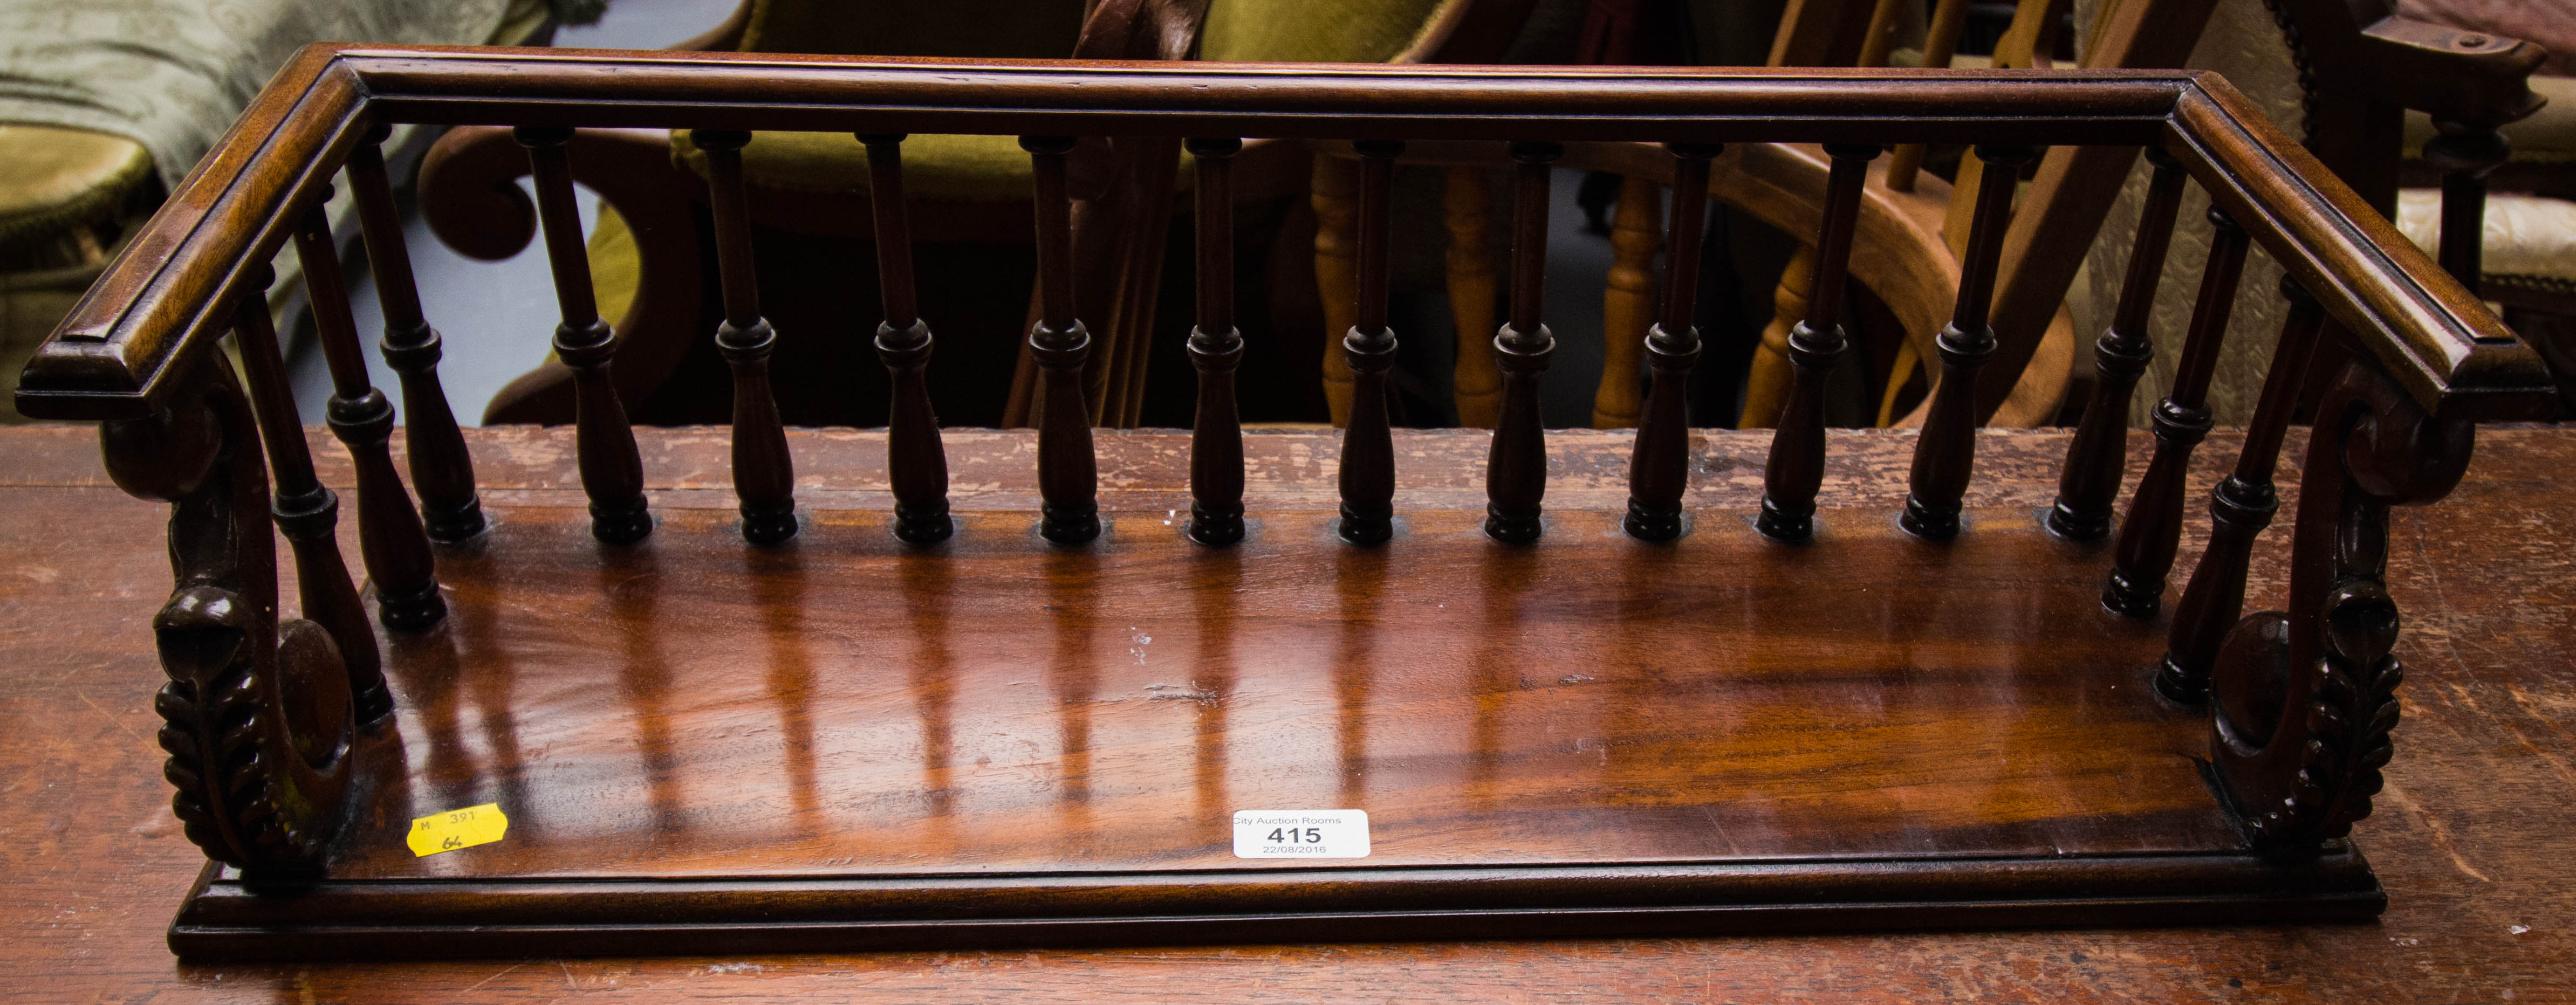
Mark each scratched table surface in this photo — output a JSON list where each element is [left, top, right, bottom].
[[2, 423, 2570, 1003]]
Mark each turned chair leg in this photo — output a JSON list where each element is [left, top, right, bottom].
[[1443, 167, 1503, 429], [1313, 154, 1362, 428], [1741, 244, 1816, 429], [1595, 174, 1662, 429]]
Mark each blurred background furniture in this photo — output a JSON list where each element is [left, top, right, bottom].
[[0, 0, 563, 421], [2068, 0, 2555, 425], [428, 0, 1548, 430], [2393, 0, 2576, 413]]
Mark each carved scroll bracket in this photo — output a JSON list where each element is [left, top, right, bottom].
[[2209, 357, 2473, 856], [105, 359, 356, 874]]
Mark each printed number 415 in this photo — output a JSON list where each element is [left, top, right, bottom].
[[1267, 827, 1321, 843]]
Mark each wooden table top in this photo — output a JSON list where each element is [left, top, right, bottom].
[[4, 423, 2571, 1002]]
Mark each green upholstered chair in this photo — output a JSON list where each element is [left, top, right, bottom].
[[0, 127, 158, 423], [1, 0, 555, 421]]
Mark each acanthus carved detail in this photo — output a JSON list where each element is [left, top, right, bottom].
[[2208, 357, 2471, 855], [105, 359, 357, 873]]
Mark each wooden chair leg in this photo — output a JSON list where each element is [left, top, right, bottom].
[[1312, 154, 1361, 428], [1875, 338, 1921, 426], [1594, 174, 1661, 429], [1443, 167, 1502, 429], [1739, 243, 1815, 429]]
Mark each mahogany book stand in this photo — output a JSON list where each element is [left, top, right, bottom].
[[12, 45, 2555, 960]]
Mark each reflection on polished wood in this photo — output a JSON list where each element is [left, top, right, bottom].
[[100, 424, 2401, 957], [320, 499, 2207, 881], [9, 424, 2576, 995]]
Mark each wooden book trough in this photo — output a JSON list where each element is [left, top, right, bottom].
[[12, 45, 2558, 960]]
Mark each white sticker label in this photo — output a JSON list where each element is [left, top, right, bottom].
[[1232, 809, 1370, 858]]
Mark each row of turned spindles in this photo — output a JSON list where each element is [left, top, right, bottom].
[[222, 127, 2482, 722], [475, 135, 2066, 554]]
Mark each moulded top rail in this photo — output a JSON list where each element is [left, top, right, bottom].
[[11, 44, 2552, 423]]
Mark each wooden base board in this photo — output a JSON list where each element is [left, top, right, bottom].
[[162, 430, 2372, 959], [172, 849, 2382, 960]]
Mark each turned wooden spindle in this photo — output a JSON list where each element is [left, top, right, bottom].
[[1023, 135, 1099, 545], [1187, 136, 1248, 546], [2049, 146, 2188, 541], [2156, 277, 2326, 704], [517, 126, 650, 544], [1443, 167, 1502, 428], [291, 198, 445, 633], [2423, 120, 2510, 295], [1484, 141, 1563, 545], [1337, 140, 1404, 546], [347, 122, 482, 543], [1622, 143, 1718, 542], [861, 134, 953, 546], [224, 263, 391, 727], [2104, 206, 2250, 618], [694, 129, 798, 546], [1901, 144, 2034, 540], [1756, 143, 1881, 543]]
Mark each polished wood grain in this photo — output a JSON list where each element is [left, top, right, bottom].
[[282, 499, 2215, 883], [7, 423, 2576, 997], [98, 418, 2407, 954]]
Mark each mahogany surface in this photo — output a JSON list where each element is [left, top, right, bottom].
[[5, 424, 2575, 997]]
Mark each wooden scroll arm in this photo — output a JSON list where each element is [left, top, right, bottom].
[[103, 359, 356, 874], [2207, 355, 2474, 856]]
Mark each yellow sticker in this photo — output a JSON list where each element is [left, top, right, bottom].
[[407, 803, 509, 857]]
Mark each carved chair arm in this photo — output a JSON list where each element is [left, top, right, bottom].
[[2354, 15, 2547, 128]]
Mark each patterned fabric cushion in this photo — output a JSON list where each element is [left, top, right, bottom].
[[2396, 189, 2576, 285]]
